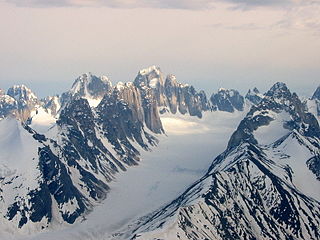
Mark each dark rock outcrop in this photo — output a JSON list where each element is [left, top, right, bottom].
[[210, 88, 244, 112], [245, 87, 263, 105], [134, 66, 211, 118]]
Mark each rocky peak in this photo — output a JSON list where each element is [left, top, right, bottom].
[[252, 87, 259, 94], [210, 88, 244, 112], [112, 82, 145, 124], [135, 66, 164, 89], [265, 82, 291, 102], [228, 83, 320, 150], [0, 88, 5, 95], [43, 95, 61, 116], [0, 94, 17, 120], [134, 66, 166, 106], [70, 72, 112, 99], [245, 87, 263, 105], [164, 74, 178, 87], [312, 85, 320, 100], [7, 84, 39, 109]]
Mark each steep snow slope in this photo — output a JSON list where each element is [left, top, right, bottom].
[[125, 82, 320, 240], [9, 110, 247, 240], [0, 118, 44, 233], [29, 108, 56, 133]]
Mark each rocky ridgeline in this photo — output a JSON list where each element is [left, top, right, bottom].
[[0, 66, 273, 128], [129, 82, 320, 240], [134, 66, 247, 117]]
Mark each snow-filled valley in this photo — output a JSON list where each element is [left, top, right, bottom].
[[4, 111, 247, 240]]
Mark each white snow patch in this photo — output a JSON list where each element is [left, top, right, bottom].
[[307, 99, 319, 123], [30, 108, 56, 133], [254, 111, 291, 145], [86, 97, 102, 108], [0, 118, 43, 236], [268, 132, 320, 201]]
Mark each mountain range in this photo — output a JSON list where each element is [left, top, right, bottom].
[[0, 66, 319, 240]]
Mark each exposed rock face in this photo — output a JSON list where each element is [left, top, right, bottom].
[[164, 74, 180, 114], [133, 81, 164, 133], [245, 87, 263, 105], [210, 88, 244, 112], [180, 85, 209, 118], [0, 68, 247, 127], [228, 82, 320, 150], [43, 71, 164, 134], [57, 73, 113, 109], [129, 82, 320, 240], [115, 82, 145, 123], [0, 67, 249, 232], [7, 85, 39, 109], [134, 66, 211, 118], [0, 71, 166, 231], [134, 66, 167, 106], [70, 73, 112, 99], [0, 94, 16, 120], [43, 95, 61, 116], [0, 92, 160, 230], [0, 85, 40, 121]]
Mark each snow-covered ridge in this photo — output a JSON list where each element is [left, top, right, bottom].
[[68, 72, 113, 107], [122, 82, 320, 240]]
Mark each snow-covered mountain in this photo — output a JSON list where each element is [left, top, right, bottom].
[[62, 72, 113, 108], [126, 82, 320, 240], [0, 97, 160, 233], [1, 67, 319, 240], [0, 72, 165, 232], [0, 85, 40, 122], [0, 66, 221, 233]]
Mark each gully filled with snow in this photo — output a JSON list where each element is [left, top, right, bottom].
[[12, 111, 246, 240]]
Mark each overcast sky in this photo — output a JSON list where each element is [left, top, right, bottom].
[[0, 0, 319, 97]]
